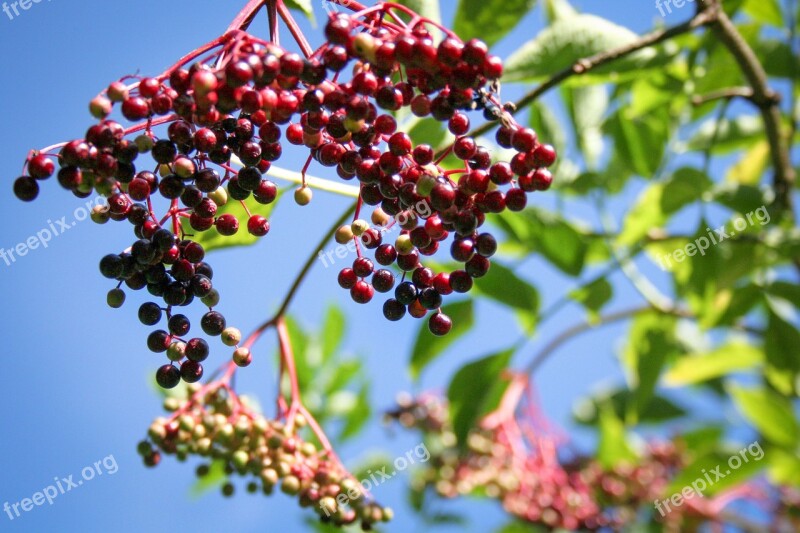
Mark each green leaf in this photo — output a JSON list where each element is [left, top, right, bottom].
[[495, 208, 590, 276], [768, 448, 800, 485], [284, 0, 314, 22], [617, 168, 711, 246], [543, 0, 577, 22], [190, 459, 227, 498], [193, 190, 283, 253], [410, 300, 474, 379], [408, 117, 448, 148], [729, 384, 800, 447], [766, 281, 800, 309], [339, 382, 371, 440], [569, 278, 612, 321], [742, 0, 783, 26], [664, 343, 763, 386], [685, 115, 762, 154], [573, 389, 686, 426], [605, 107, 669, 177], [447, 349, 514, 449], [321, 304, 346, 362], [665, 446, 765, 497], [474, 262, 539, 332], [726, 140, 770, 184], [504, 14, 657, 82], [453, 0, 535, 47], [622, 312, 682, 423], [562, 85, 607, 168], [323, 359, 361, 395], [597, 403, 636, 468], [764, 309, 800, 378], [528, 101, 566, 158]]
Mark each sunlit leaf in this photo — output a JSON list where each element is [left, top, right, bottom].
[[504, 14, 657, 82], [664, 343, 763, 386], [447, 349, 514, 449], [729, 384, 800, 447], [454, 0, 535, 47]]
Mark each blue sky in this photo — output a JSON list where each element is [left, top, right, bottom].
[[0, 1, 743, 532]]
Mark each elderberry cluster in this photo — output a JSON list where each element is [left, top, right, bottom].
[[13, 5, 556, 341], [140, 383, 391, 529], [319, 15, 557, 335], [387, 394, 693, 531]]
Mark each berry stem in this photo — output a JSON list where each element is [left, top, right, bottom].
[[227, 0, 267, 32], [231, 155, 360, 197], [277, 0, 313, 58], [267, 0, 279, 44]]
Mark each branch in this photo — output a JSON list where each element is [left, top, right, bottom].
[[465, 7, 719, 141], [524, 306, 763, 374], [691, 87, 755, 106], [700, 0, 795, 216]]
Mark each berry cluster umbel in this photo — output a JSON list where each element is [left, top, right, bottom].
[[141, 382, 391, 529], [387, 393, 695, 531], [13, 3, 556, 341]]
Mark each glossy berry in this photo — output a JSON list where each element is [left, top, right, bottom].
[[383, 299, 406, 321], [350, 280, 374, 304], [201, 311, 226, 336], [138, 302, 163, 325], [185, 338, 210, 362], [156, 364, 181, 389], [180, 360, 204, 383], [428, 312, 452, 336]]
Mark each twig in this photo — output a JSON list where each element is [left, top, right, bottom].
[[691, 87, 755, 106], [462, 7, 718, 142], [700, 0, 795, 216], [524, 306, 763, 374]]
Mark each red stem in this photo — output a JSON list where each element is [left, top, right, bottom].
[[277, 0, 313, 58]]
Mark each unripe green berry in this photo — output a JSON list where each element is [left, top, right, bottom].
[[135, 134, 154, 153], [294, 186, 313, 206], [261, 468, 279, 487], [107, 81, 128, 102], [233, 347, 252, 367], [351, 219, 369, 236], [107, 288, 125, 308], [232, 450, 250, 472], [395, 234, 414, 255], [209, 186, 228, 206], [371, 208, 390, 227], [281, 475, 301, 495], [173, 156, 196, 179], [167, 341, 186, 362], [335, 225, 354, 244], [163, 397, 181, 412], [136, 440, 152, 456], [416, 174, 437, 197], [89, 95, 112, 119], [221, 327, 241, 347], [201, 289, 220, 307], [91, 205, 110, 224]]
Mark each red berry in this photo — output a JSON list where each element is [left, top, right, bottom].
[[428, 312, 452, 336], [350, 280, 374, 304], [216, 214, 239, 236], [247, 215, 270, 236]]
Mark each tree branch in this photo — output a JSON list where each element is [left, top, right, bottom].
[[691, 87, 755, 106], [699, 0, 795, 216], [464, 7, 719, 142]]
